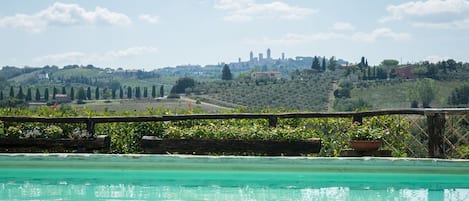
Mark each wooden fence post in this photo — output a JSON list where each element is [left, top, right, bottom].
[[352, 115, 363, 125], [427, 112, 446, 158], [268, 116, 277, 128], [86, 119, 95, 137]]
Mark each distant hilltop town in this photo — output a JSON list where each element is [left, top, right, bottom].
[[157, 48, 348, 79]]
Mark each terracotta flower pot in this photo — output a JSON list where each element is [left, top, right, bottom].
[[350, 140, 382, 151]]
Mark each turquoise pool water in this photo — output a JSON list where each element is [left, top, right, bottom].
[[0, 154, 468, 201]]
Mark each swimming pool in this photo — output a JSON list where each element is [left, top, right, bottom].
[[0, 154, 468, 200]]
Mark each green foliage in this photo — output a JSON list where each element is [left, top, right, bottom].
[[221, 64, 233, 80], [411, 78, 436, 108], [160, 85, 164, 97], [447, 83, 469, 106], [0, 107, 430, 157], [381, 59, 399, 66], [171, 77, 195, 94], [347, 122, 387, 140], [44, 125, 64, 138], [311, 56, 321, 71], [194, 75, 332, 111], [333, 98, 372, 111], [328, 56, 337, 71]]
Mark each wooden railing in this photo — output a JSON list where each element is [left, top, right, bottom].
[[1, 108, 469, 158]]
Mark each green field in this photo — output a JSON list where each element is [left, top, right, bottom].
[[351, 80, 464, 109]]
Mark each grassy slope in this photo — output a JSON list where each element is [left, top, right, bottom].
[[65, 98, 228, 114], [351, 80, 464, 109]]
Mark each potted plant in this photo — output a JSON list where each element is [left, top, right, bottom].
[[347, 122, 386, 151]]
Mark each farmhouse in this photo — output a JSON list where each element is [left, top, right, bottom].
[[251, 71, 281, 80], [55, 94, 71, 103], [394, 66, 416, 79]]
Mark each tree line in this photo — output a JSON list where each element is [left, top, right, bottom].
[[0, 85, 166, 104]]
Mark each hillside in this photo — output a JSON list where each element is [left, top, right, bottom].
[[192, 75, 334, 111], [2, 59, 469, 112]]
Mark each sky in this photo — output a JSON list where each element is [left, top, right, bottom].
[[0, 0, 468, 70]]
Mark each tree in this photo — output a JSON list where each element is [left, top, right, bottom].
[[112, 89, 116, 99], [143, 87, 148, 98], [381, 59, 399, 67], [160, 85, 164, 97], [35, 88, 41, 101], [321, 57, 326, 72], [135, 86, 141, 99], [9, 86, 14, 98], [61, 86, 66, 94], [119, 87, 124, 99], [44, 88, 49, 101], [411, 78, 436, 108], [53, 86, 57, 100], [221, 64, 233, 80], [151, 85, 156, 98], [328, 56, 337, 71], [87, 87, 91, 100], [77, 87, 86, 104], [103, 88, 111, 100], [26, 88, 32, 101], [127, 86, 132, 99], [358, 56, 367, 70], [311, 56, 321, 71], [70, 87, 75, 100], [0, 91, 3, 100], [170, 77, 195, 94], [17, 86, 24, 100], [95, 87, 100, 100]]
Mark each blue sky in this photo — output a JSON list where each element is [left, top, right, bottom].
[[0, 0, 468, 70]]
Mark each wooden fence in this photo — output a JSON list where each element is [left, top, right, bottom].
[[1, 108, 468, 158]]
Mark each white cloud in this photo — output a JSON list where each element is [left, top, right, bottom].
[[0, 2, 131, 32], [214, 0, 316, 22], [139, 14, 160, 24], [256, 28, 410, 45], [107, 46, 158, 57], [380, 0, 469, 29], [332, 22, 355, 31], [34, 52, 87, 64], [33, 46, 158, 65], [351, 28, 411, 42]]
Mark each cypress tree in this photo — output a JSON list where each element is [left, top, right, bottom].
[[119, 87, 124, 99], [221, 64, 233, 80], [70, 87, 75, 100], [53, 86, 57, 99], [112, 89, 116, 99], [61, 86, 66, 94], [160, 85, 164, 97], [322, 57, 326, 72], [151, 85, 156, 98], [143, 87, 148, 98], [35, 88, 41, 101], [17, 86, 24, 100], [26, 88, 32, 101], [9, 86, 14, 98], [127, 86, 132, 99], [0, 91, 3, 100], [44, 88, 49, 101], [135, 86, 141, 99], [87, 87, 91, 100], [95, 87, 100, 100], [311, 56, 321, 71]]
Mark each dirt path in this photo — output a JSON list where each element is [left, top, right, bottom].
[[327, 81, 338, 111], [180, 96, 233, 111]]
